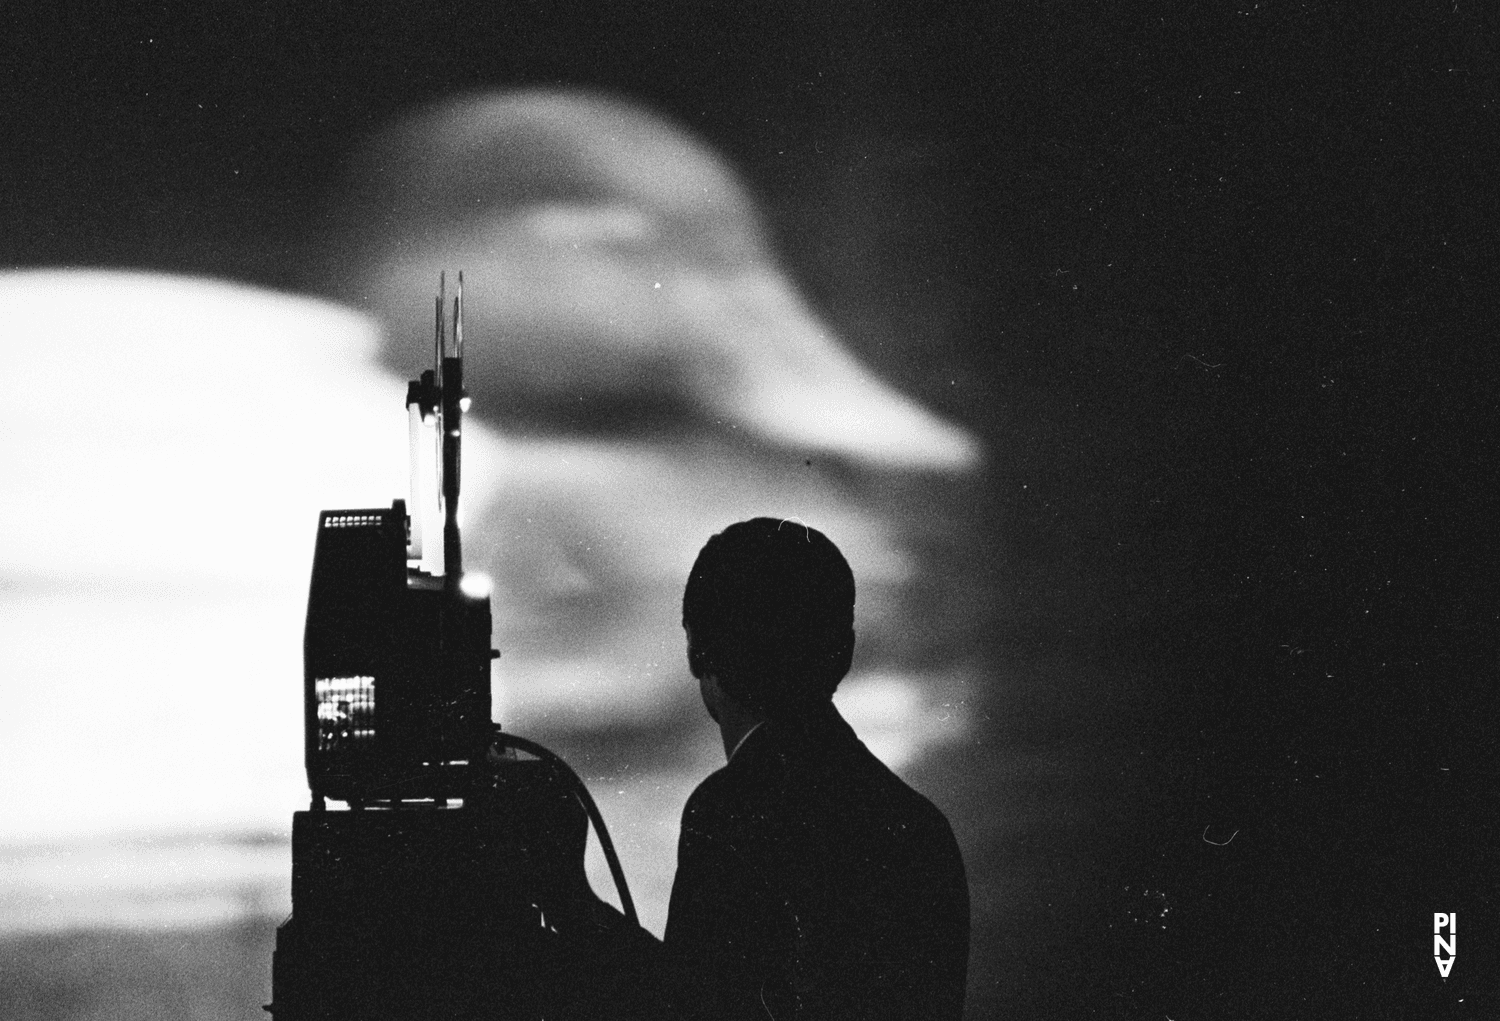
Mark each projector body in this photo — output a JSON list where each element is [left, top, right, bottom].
[[268, 278, 641, 1020]]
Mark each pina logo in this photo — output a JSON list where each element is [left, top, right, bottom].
[[1433, 913, 1456, 978]]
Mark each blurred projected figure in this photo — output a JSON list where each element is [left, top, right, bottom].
[[661, 518, 969, 1021], [326, 90, 985, 748], [333, 89, 978, 471]]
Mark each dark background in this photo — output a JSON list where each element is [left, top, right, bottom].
[[4, 2, 1497, 1017]]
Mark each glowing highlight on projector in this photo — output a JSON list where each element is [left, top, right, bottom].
[[459, 571, 493, 599]]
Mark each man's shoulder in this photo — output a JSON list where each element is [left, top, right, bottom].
[[680, 762, 734, 820], [679, 755, 762, 842], [851, 746, 964, 858], [686, 712, 962, 853]]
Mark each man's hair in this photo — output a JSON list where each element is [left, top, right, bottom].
[[682, 517, 855, 718]]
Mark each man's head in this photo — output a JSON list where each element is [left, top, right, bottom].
[[682, 517, 855, 721]]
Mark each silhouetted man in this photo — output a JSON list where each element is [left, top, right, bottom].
[[663, 517, 969, 1020]]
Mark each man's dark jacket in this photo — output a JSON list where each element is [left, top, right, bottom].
[[661, 703, 969, 1020]]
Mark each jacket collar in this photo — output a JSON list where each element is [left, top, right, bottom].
[[731, 701, 855, 765], [727, 721, 764, 761]]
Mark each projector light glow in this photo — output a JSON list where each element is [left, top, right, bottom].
[[459, 572, 493, 599]]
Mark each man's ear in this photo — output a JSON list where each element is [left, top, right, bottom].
[[698, 673, 724, 723], [685, 625, 714, 682], [830, 628, 855, 682]]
